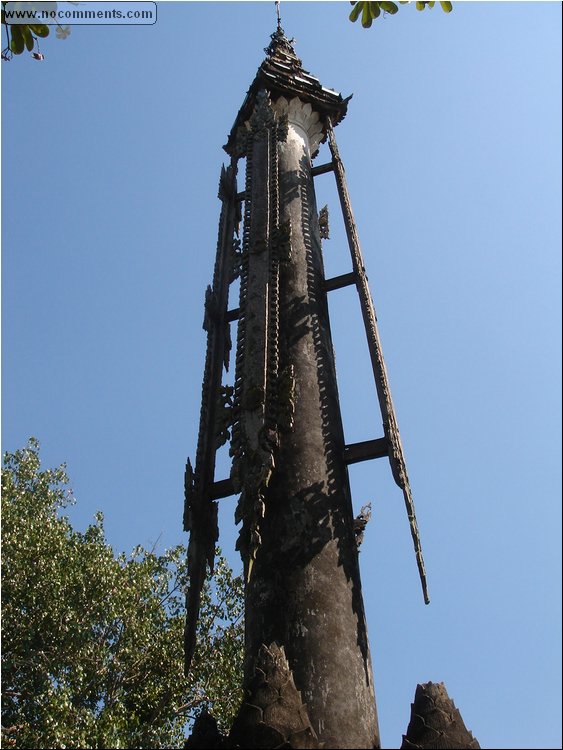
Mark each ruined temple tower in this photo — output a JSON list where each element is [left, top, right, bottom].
[[184, 25, 428, 750]]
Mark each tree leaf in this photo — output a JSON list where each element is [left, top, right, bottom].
[[370, 2, 381, 20], [440, 1, 453, 11], [21, 24, 35, 52], [30, 24, 50, 37], [349, 2, 363, 22], [361, 2, 373, 27], [380, 1, 399, 13], [1, 440, 244, 746], [10, 25, 25, 55]]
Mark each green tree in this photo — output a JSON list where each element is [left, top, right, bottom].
[[1, 438, 243, 749], [2, 2, 50, 59], [349, 1, 452, 28], [1, 1, 71, 60]]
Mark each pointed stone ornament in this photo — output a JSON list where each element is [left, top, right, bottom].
[[401, 682, 481, 750], [229, 643, 320, 749]]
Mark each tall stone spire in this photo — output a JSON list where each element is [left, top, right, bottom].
[[185, 27, 428, 749]]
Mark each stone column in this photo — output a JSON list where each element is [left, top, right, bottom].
[[241, 96, 380, 749]]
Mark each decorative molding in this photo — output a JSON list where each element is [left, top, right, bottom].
[[249, 89, 277, 139], [230, 94, 288, 582], [354, 503, 372, 548], [215, 385, 234, 450], [318, 205, 329, 240], [229, 643, 320, 749], [272, 96, 325, 156], [224, 26, 349, 156], [184, 161, 239, 675], [401, 682, 481, 749]]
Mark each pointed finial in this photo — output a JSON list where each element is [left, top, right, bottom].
[[275, 0, 282, 30]]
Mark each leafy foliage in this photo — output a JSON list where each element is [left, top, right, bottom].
[[2, 2, 70, 60], [349, 1, 452, 28], [1, 439, 244, 748], [2, 0, 454, 61]]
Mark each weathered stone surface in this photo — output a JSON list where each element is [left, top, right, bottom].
[[401, 682, 481, 749], [229, 643, 320, 749], [240, 104, 380, 749]]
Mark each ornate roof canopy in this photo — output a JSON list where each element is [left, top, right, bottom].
[[224, 27, 351, 156]]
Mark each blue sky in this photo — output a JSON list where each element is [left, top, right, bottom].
[[2, 1, 561, 748]]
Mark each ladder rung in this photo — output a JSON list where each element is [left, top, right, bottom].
[[312, 162, 334, 177], [324, 271, 357, 293], [344, 438, 388, 465], [210, 478, 236, 499], [226, 308, 240, 322]]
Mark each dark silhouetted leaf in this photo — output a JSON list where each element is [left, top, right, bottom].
[[349, 2, 363, 22], [30, 24, 50, 38], [21, 25, 35, 52], [10, 25, 25, 55]]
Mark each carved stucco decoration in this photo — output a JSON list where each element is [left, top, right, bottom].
[[401, 682, 481, 749], [229, 643, 320, 749], [184, 162, 239, 676], [272, 96, 325, 157], [230, 90, 291, 583], [318, 205, 329, 240]]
